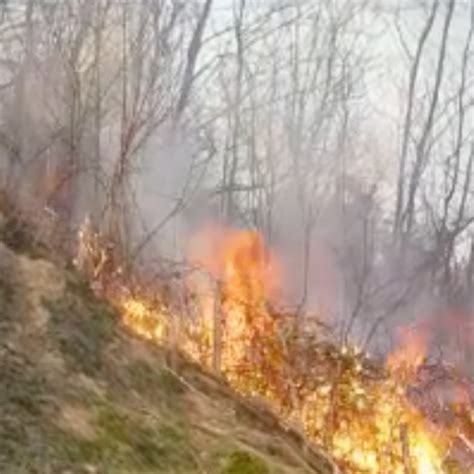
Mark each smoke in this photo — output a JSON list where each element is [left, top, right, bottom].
[[1, 0, 473, 379], [111, 118, 466, 367], [128, 124, 225, 273]]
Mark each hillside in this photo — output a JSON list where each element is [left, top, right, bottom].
[[0, 233, 337, 473]]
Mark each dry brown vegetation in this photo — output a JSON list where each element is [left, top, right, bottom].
[[0, 210, 336, 474]]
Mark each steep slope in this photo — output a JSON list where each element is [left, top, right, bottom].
[[0, 238, 337, 474]]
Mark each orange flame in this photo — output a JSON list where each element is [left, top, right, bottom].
[[91, 224, 473, 473], [388, 325, 428, 382], [188, 226, 284, 395]]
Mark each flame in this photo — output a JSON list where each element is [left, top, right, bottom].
[[121, 298, 167, 341], [81, 223, 474, 473], [388, 325, 428, 382], [189, 227, 284, 396], [186, 227, 454, 472], [296, 344, 449, 473]]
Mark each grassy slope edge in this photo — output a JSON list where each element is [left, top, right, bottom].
[[0, 220, 337, 474]]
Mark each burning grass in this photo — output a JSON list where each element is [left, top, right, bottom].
[[77, 222, 474, 473], [0, 235, 321, 474]]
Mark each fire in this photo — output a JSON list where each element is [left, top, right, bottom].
[[121, 298, 167, 341], [188, 227, 284, 396], [388, 325, 428, 380], [296, 345, 449, 473], [79, 223, 474, 473]]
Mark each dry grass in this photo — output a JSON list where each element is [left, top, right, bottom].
[[0, 232, 335, 474]]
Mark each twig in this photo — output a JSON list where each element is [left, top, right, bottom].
[[458, 433, 474, 457], [401, 423, 413, 474]]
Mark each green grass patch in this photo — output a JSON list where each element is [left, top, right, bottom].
[[46, 280, 115, 376], [58, 402, 198, 472], [158, 368, 185, 393], [221, 450, 271, 474]]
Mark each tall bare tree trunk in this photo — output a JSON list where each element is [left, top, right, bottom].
[[393, 0, 439, 241]]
